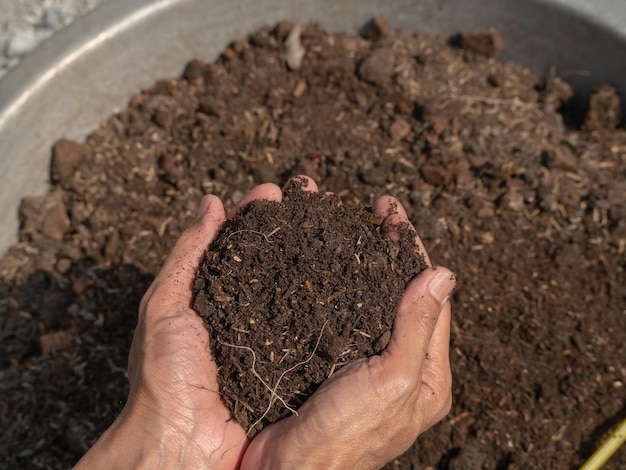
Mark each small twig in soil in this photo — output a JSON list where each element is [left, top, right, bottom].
[[246, 320, 329, 435], [218, 320, 331, 459], [217, 339, 293, 411], [220, 319, 329, 436], [227, 227, 281, 243]]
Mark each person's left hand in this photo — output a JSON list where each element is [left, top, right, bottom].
[[74, 183, 283, 469]]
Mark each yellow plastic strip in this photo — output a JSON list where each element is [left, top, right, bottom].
[[580, 417, 626, 470]]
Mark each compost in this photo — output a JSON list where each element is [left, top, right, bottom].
[[0, 19, 625, 469], [193, 184, 427, 434]]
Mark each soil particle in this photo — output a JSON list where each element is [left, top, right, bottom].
[[292, 79, 307, 98], [39, 329, 73, 356], [584, 84, 622, 130], [182, 59, 204, 81], [390, 118, 412, 141], [358, 47, 394, 85], [198, 96, 224, 117], [360, 159, 393, 186], [19, 189, 71, 241], [365, 15, 391, 42], [540, 76, 574, 111], [420, 161, 451, 186], [457, 28, 504, 57], [541, 146, 578, 172], [51, 138, 88, 184], [152, 109, 174, 132], [282, 24, 306, 70]]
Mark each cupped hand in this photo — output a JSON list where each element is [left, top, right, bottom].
[[75, 183, 283, 469], [241, 183, 456, 470]]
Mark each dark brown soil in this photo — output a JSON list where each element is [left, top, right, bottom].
[[1, 20, 625, 469], [193, 185, 426, 434]]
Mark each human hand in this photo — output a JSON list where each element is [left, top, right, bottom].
[[75, 176, 455, 470], [74, 183, 284, 469], [240, 182, 456, 470]]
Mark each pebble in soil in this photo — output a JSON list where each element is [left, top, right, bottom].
[[193, 185, 427, 434]]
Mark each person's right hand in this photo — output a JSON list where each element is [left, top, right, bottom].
[[241, 186, 456, 470]]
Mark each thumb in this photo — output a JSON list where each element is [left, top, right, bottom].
[[140, 195, 226, 316], [382, 267, 456, 376]]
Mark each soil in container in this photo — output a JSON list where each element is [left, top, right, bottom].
[[1, 18, 625, 469]]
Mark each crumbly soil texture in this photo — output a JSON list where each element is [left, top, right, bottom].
[[1, 19, 625, 469], [193, 186, 426, 434]]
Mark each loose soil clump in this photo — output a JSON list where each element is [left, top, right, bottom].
[[1, 19, 625, 469], [193, 185, 426, 434]]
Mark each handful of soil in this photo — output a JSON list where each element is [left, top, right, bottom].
[[193, 186, 427, 434]]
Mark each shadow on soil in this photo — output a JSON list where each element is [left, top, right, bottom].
[[0, 258, 152, 468]]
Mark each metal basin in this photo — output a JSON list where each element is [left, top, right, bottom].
[[1, 0, 625, 253]]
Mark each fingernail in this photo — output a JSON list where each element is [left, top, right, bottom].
[[196, 195, 211, 218], [428, 270, 456, 305]]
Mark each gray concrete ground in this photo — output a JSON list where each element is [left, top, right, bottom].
[[0, 0, 109, 79]]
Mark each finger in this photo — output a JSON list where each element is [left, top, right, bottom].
[[283, 175, 319, 192], [371, 196, 431, 265], [382, 213, 432, 266], [417, 302, 453, 429], [372, 195, 408, 218], [423, 300, 451, 367], [142, 195, 225, 315], [228, 183, 283, 218], [381, 267, 456, 380]]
